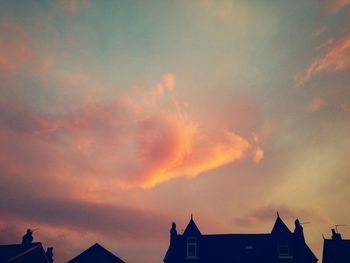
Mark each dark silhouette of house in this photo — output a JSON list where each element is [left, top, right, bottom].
[[164, 213, 318, 263], [67, 243, 125, 263], [0, 229, 54, 263], [322, 228, 350, 263]]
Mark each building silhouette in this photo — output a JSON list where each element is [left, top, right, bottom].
[[67, 243, 125, 263], [164, 213, 318, 263], [0, 229, 53, 263], [322, 228, 350, 263]]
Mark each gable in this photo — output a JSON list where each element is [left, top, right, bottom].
[[68, 243, 125, 263]]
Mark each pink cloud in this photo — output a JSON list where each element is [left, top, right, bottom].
[[59, 0, 91, 13], [0, 21, 33, 75], [323, 0, 350, 13], [300, 33, 350, 83], [0, 73, 262, 189], [308, 97, 327, 112], [253, 146, 264, 164]]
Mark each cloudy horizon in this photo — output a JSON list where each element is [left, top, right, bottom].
[[1, 1, 350, 262]]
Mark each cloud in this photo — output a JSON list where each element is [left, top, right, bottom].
[[253, 147, 264, 164], [0, 21, 33, 75], [300, 33, 350, 84], [59, 0, 91, 13], [232, 204, 330, 228], [322, 0, 350, 13], [0, 179, 169, 241], [0, 73, 260, 189], [308, 97, 327, 112]]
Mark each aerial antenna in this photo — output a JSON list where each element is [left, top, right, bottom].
[[335, 224, 347, 233]]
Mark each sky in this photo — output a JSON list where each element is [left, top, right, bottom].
[[0, 0, 350, 262]]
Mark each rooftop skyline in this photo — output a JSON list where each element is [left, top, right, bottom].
[[0, 1, 350, 262]]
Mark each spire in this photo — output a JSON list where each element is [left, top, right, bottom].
[[271, 213, 291, 236], [183, 215, 201, 236]]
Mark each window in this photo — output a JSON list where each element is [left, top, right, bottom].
[[187, 237, 197, 259], [277, 239, 292, 259]]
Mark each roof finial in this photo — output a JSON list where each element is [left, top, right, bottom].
[[191, 213, 193, 220], [277, 211, 280, 218]]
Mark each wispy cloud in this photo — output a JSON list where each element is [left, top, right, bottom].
[[300, 33, 350, 84], [0, 73, 262, 190], [0, 21, 33, 75], [322, 0, 350, 13], [58, 0, 91, 13], [308, 97, 327, 112]]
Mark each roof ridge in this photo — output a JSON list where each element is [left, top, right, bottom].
[[6, 243, 46, 263]]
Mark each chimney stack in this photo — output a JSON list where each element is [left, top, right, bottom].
[[21, 229, 33, 246], [170, 222, 177, 247], [294, 219, 305, 242], [331, 228, 342, 241], [46, 247, 54, 263]]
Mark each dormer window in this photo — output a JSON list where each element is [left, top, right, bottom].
[[277, 239, 292, 259], [187, 237, 197, 259]]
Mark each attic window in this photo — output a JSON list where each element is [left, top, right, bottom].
[[187, 237, 197, 259], [277, 239, 291, 258]]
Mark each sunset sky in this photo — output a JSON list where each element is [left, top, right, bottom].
[[1, 0, 350, 262]]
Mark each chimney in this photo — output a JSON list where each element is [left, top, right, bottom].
[[170, 222, 177, 247], [331, 228, 342, 241], [294, 219, 305, 242], [21, 229, 33, 246], [46, 247, 54, 263]]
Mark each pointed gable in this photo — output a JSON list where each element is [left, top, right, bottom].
[[183, 215, 201, 236], [68, 243, 125, 263], [271, 213, 291, 236]]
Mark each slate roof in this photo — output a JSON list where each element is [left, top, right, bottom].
[[0, 242, 49, 263], [164, 215, 318, 263], [183, 217, 202, 236], [271, 214, 292, 236], [322, 238, 350, 263], [68, 243, 125, 263]]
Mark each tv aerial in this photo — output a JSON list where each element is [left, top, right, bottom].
[[335, 224, 347, 233]]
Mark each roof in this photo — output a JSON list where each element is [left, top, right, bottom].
[[183, 216, 201, 236], [322, 238, 350, 263], [164, 215, 318, 263], [164, 233, 274, 262], [271, 214, 292, 236], [0, 243, 49, 263], [202, 233, 273, 262], [68, 243, 125, 263]]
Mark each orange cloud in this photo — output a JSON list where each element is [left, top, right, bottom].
[[308, 97, 327, 112], [301, 35, 350, 83], [253, 147, 264, 164], [0, 73, 261, 189], [300, 33, 350, 83], [59, 0, 91, 13], [323, 0, 350, 13], [0, 21, 33, 75]]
